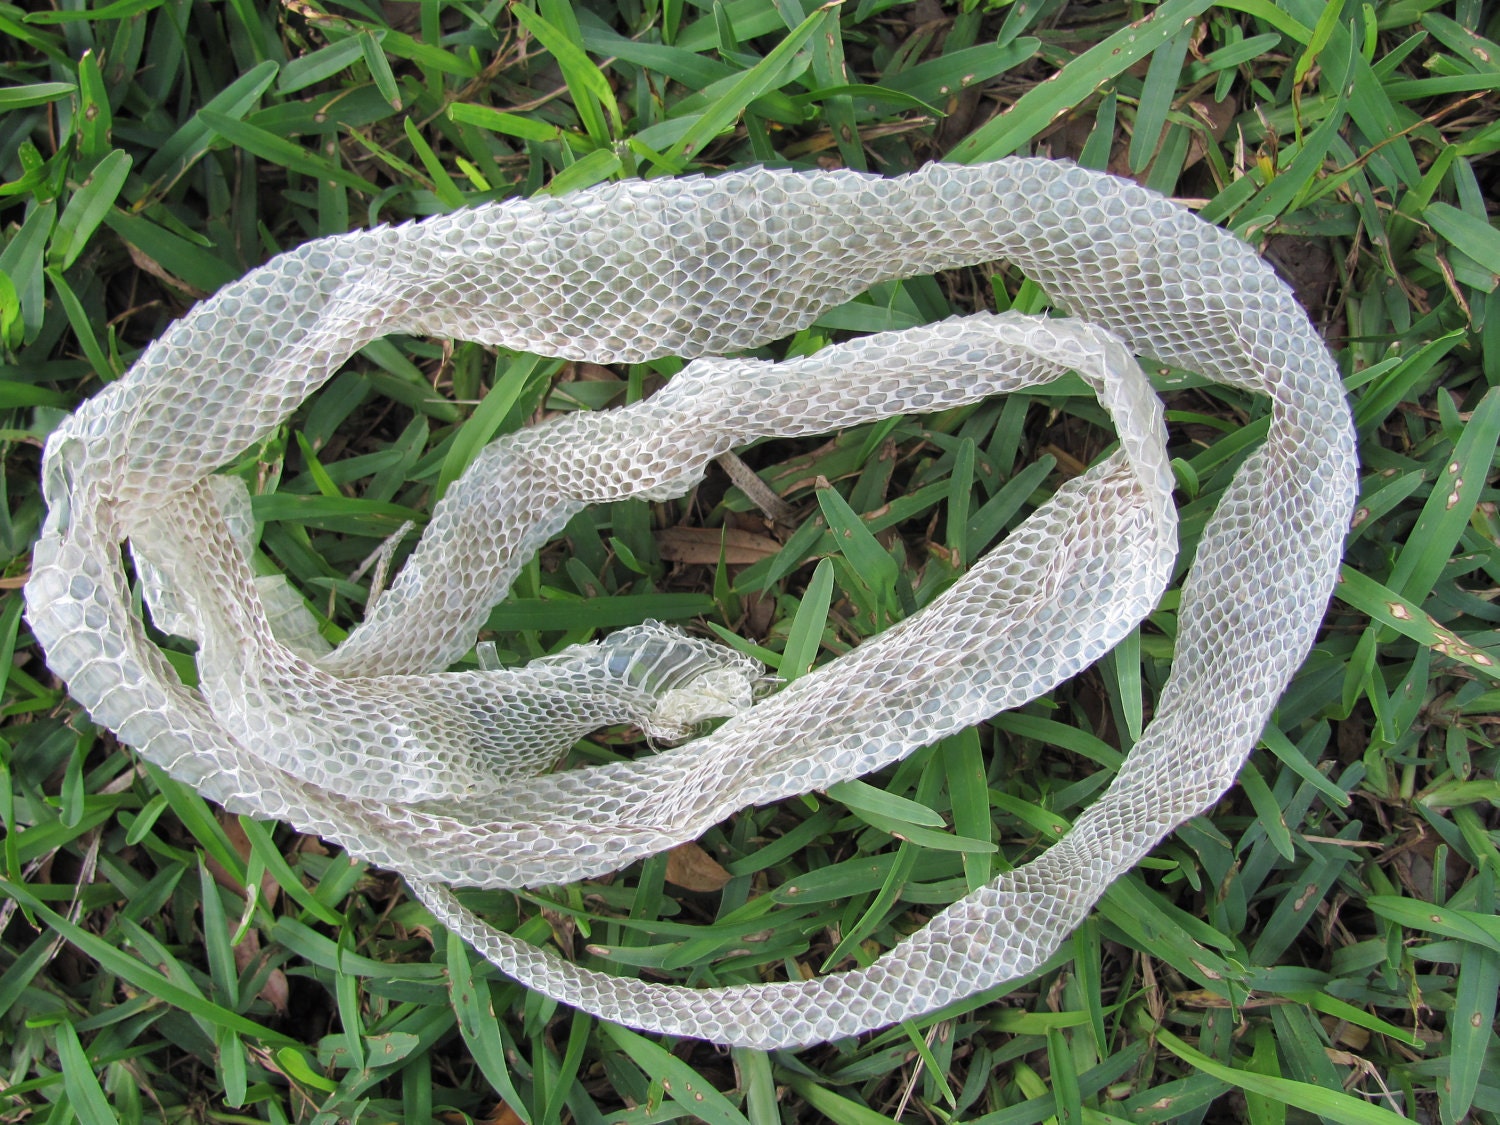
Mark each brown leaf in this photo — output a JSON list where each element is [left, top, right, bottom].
[[665, 842, 732, 892], [540, 907, 577, 959], [573, 362, 618, 382], [1321, 1019, 1371, 1049], [1264, 235, 1336, 320], [1173, 988, 1278, 1009], [124, 242, 209, 299], [446, 1105, 524, 1125], [742, 589, 775, 640], [1183, 94, 1237, 171], [657, 526, 780, 565], [1039, 443, 1090, 478]]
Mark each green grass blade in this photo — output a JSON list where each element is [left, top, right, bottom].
[[817, 486, 899, 616], [276, 34, 365, 94], [48, 150, 132, 271], [601, 1023, 750, 1125], [1387, 386, 1500, 601], [1447, 912, 1499, 1121], [199, 110, 378, 194], [1129, 26, 1192, 173], [139, 59, 279, 189], [55, 1020, 119, 1125], [665, 6, 829, 161], [779, 557, 834, 682], [512, 5, 620, 144], [1367, 895, 1500, 955], [446, 929, 531, 1121], [0, 879, 295, 1046], [827, 778, 945, 828], [941, 728, 994, 892], [0, 82, 76, 110], [1150, 1023, 1410, 1125], [450, 102, 564, 142], [437, 354, 555, 502], [947, 0, 1215, 162], [196, 857, 239, 1008], [782, 1073, 900, 1124], [1337, 566, 1500, 680], [359, 29, 403, 112]]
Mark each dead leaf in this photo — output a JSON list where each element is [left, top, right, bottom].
[[742, 589, 775, 640], [665, 842, 732, 892], [540, 906, 577, 959], [658, 526, 780, 565], [1264, 235, 1336, 321], [1174, 988, 1278, 1009], [1184, 94, 1237, 171], [1039, 443, 1090, 478], [1322, 1018, 1371, 1050], [443, 1104, 524, 1125], [573, 361, 618, 382], [124, 243, 209, 299]]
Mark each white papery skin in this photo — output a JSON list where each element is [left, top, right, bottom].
[[25, 159, 1356, 1049]]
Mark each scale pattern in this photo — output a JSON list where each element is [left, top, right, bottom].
[[25, 159, 1356, 1049]]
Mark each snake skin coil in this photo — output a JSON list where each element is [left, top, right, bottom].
[[25, 160, 1356, 1049]]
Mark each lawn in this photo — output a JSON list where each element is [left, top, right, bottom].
[[1, 0, 1499, 1122]]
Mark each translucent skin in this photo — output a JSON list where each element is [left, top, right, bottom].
[[25, 160, 1355, 1048]]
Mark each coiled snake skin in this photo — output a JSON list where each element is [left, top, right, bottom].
[[25, 160, 1356, 1049]]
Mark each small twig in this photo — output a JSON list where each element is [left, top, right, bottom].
[[1434, 250, 1474, 323], [349, 520, 417, 612], [1300, 835, 1383, 848], [716, 451, 797, 528], [892, 1021, 943, 1121], [0, 829, 102, 974], [1327, 91, 1490, 179]]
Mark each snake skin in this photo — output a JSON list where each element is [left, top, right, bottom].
[[24, 160, 1356, 1049]]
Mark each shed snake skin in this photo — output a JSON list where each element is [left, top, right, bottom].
[[26, 160, 1355, 1048]]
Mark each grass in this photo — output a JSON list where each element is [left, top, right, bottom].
[[1, 0, 1498, 1121]]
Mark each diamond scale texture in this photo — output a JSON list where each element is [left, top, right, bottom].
[[25, 159, 1356, 1049]]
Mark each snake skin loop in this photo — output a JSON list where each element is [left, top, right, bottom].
[[24, 159, 1356, 1049]]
